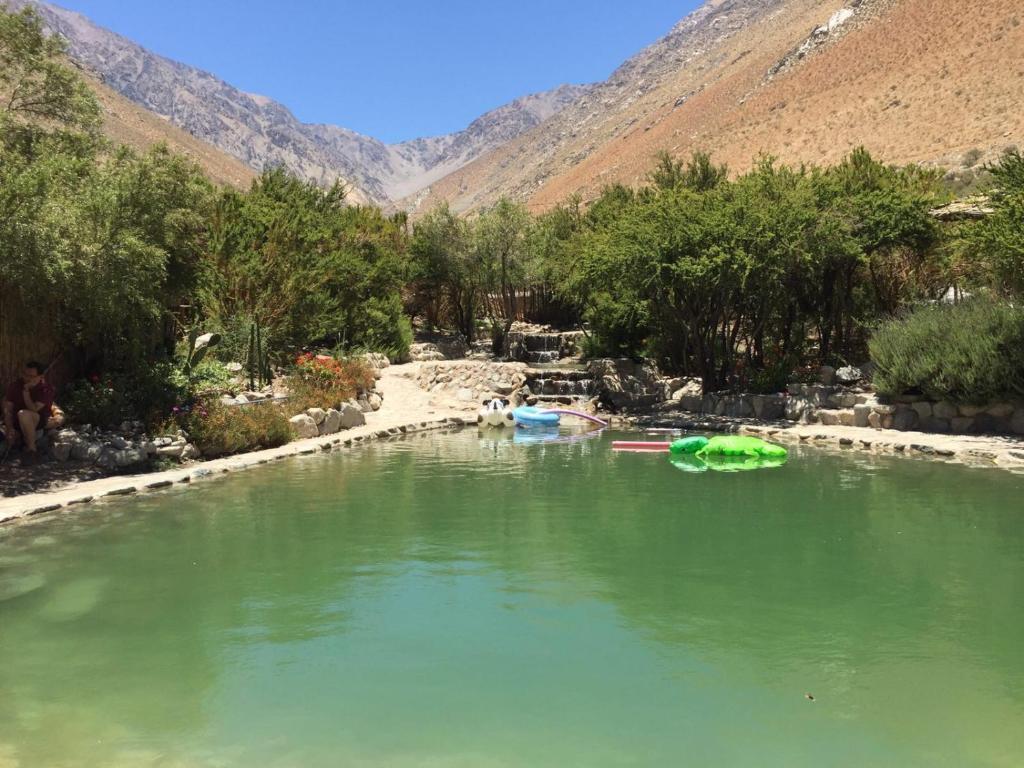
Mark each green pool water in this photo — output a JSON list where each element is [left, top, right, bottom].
[[1, 429, 1023, 767]]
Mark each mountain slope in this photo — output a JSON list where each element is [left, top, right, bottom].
[[409, 0, 1024, 214], [21, 0, 587, 204], [85, 69, 256, 189]]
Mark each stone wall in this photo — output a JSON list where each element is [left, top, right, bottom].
[[416, 361, 528, 403], [676, 382, 1024, 436]]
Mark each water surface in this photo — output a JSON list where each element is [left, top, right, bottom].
[[1, 429, 1023, 767]]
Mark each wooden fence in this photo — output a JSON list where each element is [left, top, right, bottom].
[[0, 288, 68, 393]]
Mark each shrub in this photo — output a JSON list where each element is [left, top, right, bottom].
[[289, 353, 373, 411], [63, 362, 187, 427], [172, 399, 292, 458], [63, 375, 127, 427], [869, 299, 1024, 403]]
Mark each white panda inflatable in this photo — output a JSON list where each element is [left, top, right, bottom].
[[477, 398, 515, 428]]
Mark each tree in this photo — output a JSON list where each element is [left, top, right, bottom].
[[473, 198, 532, 353], [409, 203, 480, 342], [204, 169, 411, 361], [964, 149, 1024, 296]]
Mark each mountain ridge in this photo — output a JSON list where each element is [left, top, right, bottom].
[[15, 0, 589, 204]]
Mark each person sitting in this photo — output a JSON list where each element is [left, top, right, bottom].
[[2, 361, 55, 467]]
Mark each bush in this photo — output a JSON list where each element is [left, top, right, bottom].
[[63, 375, 127, 427], [172, 399, 292, 458], [63, 362, 187, 427], [870, 299, 1024, 403], [289, 353, 373, 411]]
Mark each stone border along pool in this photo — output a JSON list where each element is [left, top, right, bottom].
[[634, 412, 1024, 472], [0, 415, 476, 527]]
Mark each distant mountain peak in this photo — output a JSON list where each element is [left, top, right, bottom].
[[14, 0, 590, 204]]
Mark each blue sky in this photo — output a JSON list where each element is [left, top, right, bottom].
[[53, 0, 699, 143]]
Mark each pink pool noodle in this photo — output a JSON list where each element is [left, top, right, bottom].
[[540, 409, 608, 427]]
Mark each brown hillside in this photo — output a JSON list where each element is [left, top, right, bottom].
[[411, 0, 1024, 214], [85, 71, 256, 190]]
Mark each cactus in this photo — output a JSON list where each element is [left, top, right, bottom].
[[246, 318, 273, 390]]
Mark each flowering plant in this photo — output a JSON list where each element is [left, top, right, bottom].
[[291, 352, 373, 410]]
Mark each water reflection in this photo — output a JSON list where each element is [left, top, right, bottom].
[[1, 429, 1022, 766]]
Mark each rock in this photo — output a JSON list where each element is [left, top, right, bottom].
[[818, 365, 836, 385], [225, 362, 243, 373], [957, 404, 985, 418], [111, 436, 130, 450], [871, 404, 897, 415], [456, 387, 476, 402], [409, 343, 446, 362], [181, 443, 200, 460], [338, 402, 366, 429], [986, 403, 1015, 420], [838, 410, 855, 427], [923, 417, 951, 433], [951, 417, 975, 434], [96, 448, 118, 469], [933, 401, 958, 420], [818, 409, 841, 426], [156, 444, 184, 458], [368, 393, 383, 411], [233, 394, 250, 405], [911, 402, 933, 420], [892, 408, 919, 431], [289, 414, 319, 439], [305, 407, 327, 426], [115, 447, 146, 467], [868, 411, 894, 430], [835, 366, 863, 385], [221, 395, 236, 406], [362, 352, 390, 369], [1011, 411, 1024, 436], [320, 408, 342, 435], [52, 442, 72, 462], [853, 404, 872, 428], [357, 397, 374, 414]]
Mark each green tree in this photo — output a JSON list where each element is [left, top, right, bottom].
[[963, 150, 1024, 296], [409, 202, 480, 342], [474, 198, 532, 353]]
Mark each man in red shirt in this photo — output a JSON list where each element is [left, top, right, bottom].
[[2, 361, 55, 466]]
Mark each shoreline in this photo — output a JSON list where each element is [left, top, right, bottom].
[[635, 411, 1024, 472], [6, 363, 1024, 525]]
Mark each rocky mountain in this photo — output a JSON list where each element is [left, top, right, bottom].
[[15, 0, 588, 205], [408, 0, 1024, 214]]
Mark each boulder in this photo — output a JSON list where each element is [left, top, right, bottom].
[[357, 397, 374, 413], [986, 403, 1015, 420], [368, 393, 383, 411], [51, 442, 72, 462], [182, 443, 200, 460], [339, 402, 366, 429], [456, 387, 476, 402], [305, 408, 327, 426], [958, 404, 985, 418], [289, 414, 319, 439], [933, 401, 958, 420], [319, 408, 342, 435], [818, 409, 842, 426], [818, 365, 836, 385], [853, 404, 872, 428], [911, 402, 933, 420], [892, 408, 919, 431], [156, 444, 184, 458], [951, 417, 975, 434], [835, 366, 863, 385], [1010, 410, 1024, 436]]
